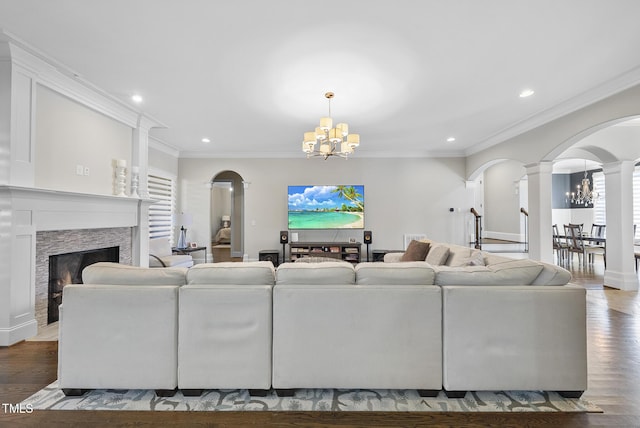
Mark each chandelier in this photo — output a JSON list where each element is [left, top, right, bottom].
[[302, 92, 360, 159], [567, 161, 598, 206]]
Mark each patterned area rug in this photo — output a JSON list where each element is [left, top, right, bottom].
[[23, 381, 601, 412]]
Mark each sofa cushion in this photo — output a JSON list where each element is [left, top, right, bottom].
[[530, 263, 572, 285], [400, 240, 430, 262], [449, 250, 485, 267], [82, 262, 187, 286], [434, 259, 544, 286], [355, 262, 436, 285], [187, 262, 275, 285], [483, 253, 514, 266], [276, 262, 355, 285], [443, 245, 475, 266], [487, 260, 544, 284], [383, 252, 404, 263], [425, 244, 450, 265]]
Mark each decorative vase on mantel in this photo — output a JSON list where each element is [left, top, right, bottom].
[[113, 159, 127, 197]]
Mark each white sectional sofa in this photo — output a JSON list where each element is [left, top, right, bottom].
[[58, 263, 188, 396], [178, 262, 275, 396], [58, 239, 586, 399], [58, 261, 275, 397], [385, 239, 586, 398], [272, 261, 442, 395]]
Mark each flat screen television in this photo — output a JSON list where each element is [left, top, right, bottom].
[[288, 185, 364, 230]]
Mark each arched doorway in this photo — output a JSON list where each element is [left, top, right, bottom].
[[211, 170, 244, 261]]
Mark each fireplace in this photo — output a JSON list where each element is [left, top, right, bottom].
[[47, 246, 120, 324], [1, 186, 145, 346]]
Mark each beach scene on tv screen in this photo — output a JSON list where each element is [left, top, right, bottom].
[[288, 185, 364, 229]]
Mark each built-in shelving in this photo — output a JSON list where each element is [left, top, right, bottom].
[[289, 241, 361, 264]]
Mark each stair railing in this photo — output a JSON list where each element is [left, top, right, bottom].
[[470, 208, 482, 249], [520, 207, 529, 253]]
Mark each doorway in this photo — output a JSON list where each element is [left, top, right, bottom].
[[211, 171, 244, 260]]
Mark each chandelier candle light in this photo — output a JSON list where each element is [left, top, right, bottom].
[[302, 92, 360, 159], [567, 161, 599, 206]]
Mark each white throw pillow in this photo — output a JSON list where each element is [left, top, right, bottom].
[[425, 245, 450, 265], [449, 250, 485, 267]]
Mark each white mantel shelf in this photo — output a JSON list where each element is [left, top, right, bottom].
[[2, 185, 154, 231]]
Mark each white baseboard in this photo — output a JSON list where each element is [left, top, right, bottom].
[[0, 319, 38, 346], [483, 231, 524, 243]]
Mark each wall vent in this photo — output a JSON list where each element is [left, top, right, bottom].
[[403, 234, 427, 249]]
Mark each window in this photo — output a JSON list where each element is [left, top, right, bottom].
[[592, 171, 606, 226], [148, 171, 176, 245], [594, 167, 640, 239], [634, 166, 640, 239]]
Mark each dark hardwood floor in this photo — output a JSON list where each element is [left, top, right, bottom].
[[1, 257, 639, 427]]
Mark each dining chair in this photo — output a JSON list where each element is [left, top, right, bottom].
[[585, 224, 606, 267], [564, 224, 586, 267], [552, 224, 568, 265]]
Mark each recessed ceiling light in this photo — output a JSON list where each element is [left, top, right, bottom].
[[131, 94, 143, 103], [201, 137, 211, 143], [446, 137, 456, 143], [519, 89, 535, 98]]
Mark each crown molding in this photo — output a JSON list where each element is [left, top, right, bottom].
[[149, 137, 180, 158], [178, 148, 465, 159], [1, 29, 166, 130], [466, 64, 640, 157]]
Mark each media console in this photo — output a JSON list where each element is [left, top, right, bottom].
[[288, 241, 361, 264]]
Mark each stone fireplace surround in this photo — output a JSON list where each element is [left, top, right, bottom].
[[35, 228, 132, 330], [0, 186, 151, 346]]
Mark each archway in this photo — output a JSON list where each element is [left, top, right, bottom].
[[211, 170, 244, 261]]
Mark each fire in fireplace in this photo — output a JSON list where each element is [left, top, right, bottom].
[[48, 246, 120, 324]]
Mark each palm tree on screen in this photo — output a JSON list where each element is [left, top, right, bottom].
[[333, 186, 364, 212]]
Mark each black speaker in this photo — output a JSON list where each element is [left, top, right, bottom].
[[259, 250, 280, 267], [363, 230, 373, 244], [280, 230, 289, 244]]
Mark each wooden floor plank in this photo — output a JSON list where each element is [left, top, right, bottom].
[[1, 262, 639, 427]]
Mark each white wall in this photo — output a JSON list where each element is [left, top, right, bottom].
[[178, 156, 477, 260], [149, 145, 179, 176], [34, 85, 132, 195], [483, 160, 526, 240], [552, 208, 594, 231]]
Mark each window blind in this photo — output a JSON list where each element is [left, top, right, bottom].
[[148, 172, 176, 245], [634, 166, 640, 239], [592, 171, 606, 226]]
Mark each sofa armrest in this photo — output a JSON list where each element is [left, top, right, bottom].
[[149, 254, 167, 267]]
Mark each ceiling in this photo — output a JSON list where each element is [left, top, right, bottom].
[[1, 0, 640, 158]]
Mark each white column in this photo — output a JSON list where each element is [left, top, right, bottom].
[[525, 162, 554, 263], [0, 43, 39, 345], [131, 115, 154, 267], [602, 161, 638, 291]]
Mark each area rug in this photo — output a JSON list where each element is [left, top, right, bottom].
[[22, 381, 601, 412]]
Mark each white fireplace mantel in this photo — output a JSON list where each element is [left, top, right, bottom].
[[6, 185, 148, 231], [0, 185, 154, 346]]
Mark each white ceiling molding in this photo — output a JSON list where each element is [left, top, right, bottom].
[[466, 64, 640, 157], [1, 31, 164, 130]]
